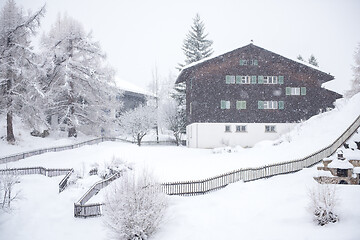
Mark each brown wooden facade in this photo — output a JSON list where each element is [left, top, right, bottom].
[[176, 44, 342, 125]]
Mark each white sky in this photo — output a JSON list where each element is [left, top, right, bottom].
[[6, 0, 360, 94]]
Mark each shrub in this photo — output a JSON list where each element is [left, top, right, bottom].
[[103, 170, 168, 240], [308, 183, 339, 226]]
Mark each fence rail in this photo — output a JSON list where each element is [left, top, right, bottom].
[[0, 137, 177, 165], [161, 114, 360, 196], [74, 172, 123, 218], [0, 167, 74, 193]]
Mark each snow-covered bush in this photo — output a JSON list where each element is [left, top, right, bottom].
[[308, 183, 339, 226], [103, 170, 168, 240], [98, 156, 129, 179]]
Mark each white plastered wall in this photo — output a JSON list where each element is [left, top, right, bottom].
[[187, 122, 297, 148]]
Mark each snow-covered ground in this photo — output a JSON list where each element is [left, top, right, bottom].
[[0, 94, 360, 240]]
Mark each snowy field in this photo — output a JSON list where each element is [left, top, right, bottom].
[[0, 164, 359, 240], [0, 94, 360, 240]]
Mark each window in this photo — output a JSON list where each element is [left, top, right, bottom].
[[251, 76, 257, 84], [286, 87, 305, 96], [263, 101, 278, 109], [337, 169, 348, 177], [236, 101, 247, 110], [240, 76, 251, 84], [239, 59, 248, 65], [240, 59, 258, 66], [263, 76, 278, 84], [225, 125, 231, 132], [226, 75, 235, 84], [236, 125, 247, 132], [265, 125, 276, 133], [221, 100, 230, 109]]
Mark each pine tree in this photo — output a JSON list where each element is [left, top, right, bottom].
[[179, 13, 213, 68], [173, 13, 213, 132], [308, 54, 319, 67], [346, 43, 360, 98], [297, 54, 304, 61], [0, 0, 45, 143], [40, 14, 117, 137]]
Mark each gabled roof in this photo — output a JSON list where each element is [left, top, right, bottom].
[[176, 43, 334, 84]]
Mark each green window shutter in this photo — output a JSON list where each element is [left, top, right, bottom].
[[241, 101, 247, 109], [236, 101, 241, 110], [221, 100, 226, 109], [286, 87, 291, 95], [258, 76, 264, 84], [236, 76, 242, 84], [301, 87, 307, 95], [240, 59, 244, 65], [225, 75, 230, 84], [278, 101, 284, 110], [251, 76, 257, 84], [278, 76, 284, 84], [254, 60, 258, 65], [258, 101, 264, 109]]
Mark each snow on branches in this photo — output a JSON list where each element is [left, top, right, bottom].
[[103, 170, 168, 240], [118, 105, 157, 146], [40, 14, 117, 137]]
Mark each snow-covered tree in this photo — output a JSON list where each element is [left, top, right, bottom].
[[179, 13, 213, 68], [161, 98, 186, 146], [308, 183, 339, 226], [40, 14, 117, 137], [173, 14, 213, 130], [346, 43, 360, 98], [0, 173, 20, 210], [308, 54, 319, 67], [103, 170, 167, 240], [297, 54, 304, 61], [0, 0, 46, 143], [118, 105, 156, 146]]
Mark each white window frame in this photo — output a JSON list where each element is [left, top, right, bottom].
[[291, 87, 300, 95], [263, 76, 278, 84], [263, 101, 278, 109]]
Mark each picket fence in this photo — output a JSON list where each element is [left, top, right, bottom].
[[0, 137, 177, 165], [161, 114, 360, 196]]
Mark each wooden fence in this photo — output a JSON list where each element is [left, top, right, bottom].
[[160, 114, 360, 196], [0, 137, 176, 165], [74, 172, 122, 218], [0, 167, 73, 193]]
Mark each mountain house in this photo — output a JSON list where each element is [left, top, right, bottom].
[[175, 43, 342, 148]]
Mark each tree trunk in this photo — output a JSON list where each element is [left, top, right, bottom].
[[6, 111, 15, 143]]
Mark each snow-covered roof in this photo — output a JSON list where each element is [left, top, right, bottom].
[[114, 77, 154, 97], [176, 43, 333, 84], [353, 167, 360, 174], [328, 159, 354, 169]]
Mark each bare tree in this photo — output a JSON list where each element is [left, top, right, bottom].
[[308, 183, 339, 226], [118, 105, 156, 146], [0, 174, 20, 211], [161, 98, 185, 145], [103, 170, 168, 240]]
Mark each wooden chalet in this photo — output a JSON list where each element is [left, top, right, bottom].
[[176, 43, 342, 148]]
